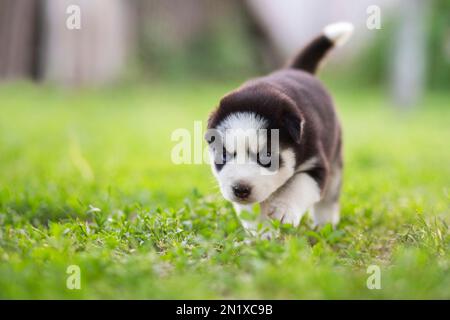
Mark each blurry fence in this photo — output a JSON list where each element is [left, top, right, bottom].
[[0, 0, 39, 79], [0, 0, 448, 100]]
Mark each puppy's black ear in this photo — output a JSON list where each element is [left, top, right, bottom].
[[282, 111, 304, 144]]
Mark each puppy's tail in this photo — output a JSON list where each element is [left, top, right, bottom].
[[287, 22, 354, 74]]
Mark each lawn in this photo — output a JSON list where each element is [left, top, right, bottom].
[[0, 81, 449, 299]]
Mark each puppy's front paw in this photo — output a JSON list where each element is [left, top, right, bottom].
[[261, 199, 302, 227]]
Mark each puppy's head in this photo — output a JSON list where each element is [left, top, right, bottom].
[[206, 84, 304, 204]]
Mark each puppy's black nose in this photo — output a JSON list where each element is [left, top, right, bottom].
[[232, 183, 251, 199]]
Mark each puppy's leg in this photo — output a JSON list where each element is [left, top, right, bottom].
[[311, 166, 342, 227], [233, 203, 277, 239], [261, 173, 321, 227]]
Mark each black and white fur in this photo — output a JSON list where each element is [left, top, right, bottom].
[[206, 22, 354, 230]]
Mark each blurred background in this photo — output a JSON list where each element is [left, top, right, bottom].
[[0, 0, 448, 105], [0, 0, 449, 209]]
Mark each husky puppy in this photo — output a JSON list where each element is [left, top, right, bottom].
[[206, 22, 354, 230]]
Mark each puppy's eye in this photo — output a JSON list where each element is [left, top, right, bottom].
[[216, 148, 232, 164], [222, 150, 228, 163], [257, 151, 272, 168], [214, 148, 231, 171]]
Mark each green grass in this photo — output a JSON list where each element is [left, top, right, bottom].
[[0, 81, 449, 299]]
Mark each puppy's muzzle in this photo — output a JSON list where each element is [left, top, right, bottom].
[[232, 183, 252, 200]]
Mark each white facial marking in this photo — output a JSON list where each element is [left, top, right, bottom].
[[209, 112, 296, 204], [218, 112, 268, 155], [217, 112, 267, 132]]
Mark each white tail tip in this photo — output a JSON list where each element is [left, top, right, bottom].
[[323, 22, 354, 46]]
